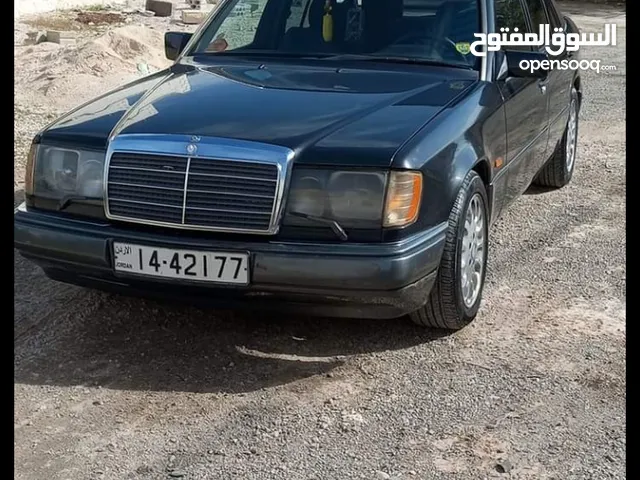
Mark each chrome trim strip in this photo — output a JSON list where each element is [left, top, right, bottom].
[[104, 134, 295, 235], [188, 188, 273, 199], [185, 206, 272, 215], [181, 157, 191, 224], [188, 171, 278, 183], [110, 198, 183, 209], [549, 104, 570, 127], [111, 165, 186, 175], [109, 182, 184, 192]]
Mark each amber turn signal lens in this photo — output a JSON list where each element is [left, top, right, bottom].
[[383, 171, 423, 227], [24, 143, 38, 196]]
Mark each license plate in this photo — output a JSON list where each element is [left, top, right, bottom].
[[112, 242, 249, 285]]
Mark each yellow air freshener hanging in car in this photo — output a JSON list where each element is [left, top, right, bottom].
[[322, 0, 333, 42], [455, 42, 471, 55]]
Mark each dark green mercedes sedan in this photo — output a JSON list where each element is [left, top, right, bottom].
[[15, 0, 581, 329]]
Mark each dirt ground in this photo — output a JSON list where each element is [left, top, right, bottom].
[[14, 2, 626, 479]]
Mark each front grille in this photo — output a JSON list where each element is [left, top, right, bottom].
[[106, 152, 279, 233]]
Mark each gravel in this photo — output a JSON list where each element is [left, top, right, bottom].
[[14, 3, 625, 479]]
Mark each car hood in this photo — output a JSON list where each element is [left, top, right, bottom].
[[40, 60, 477, 167]]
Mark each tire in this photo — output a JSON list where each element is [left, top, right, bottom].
[[533, 86, 580, 188], [410, 170, 489, 330]]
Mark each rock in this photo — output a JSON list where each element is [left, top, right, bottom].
[[136, 465, 153, 474], [92, 400, 103, 406], [495, 459, 513, 474], [375, 471, 391, 480], [169, 470, 186, 478], [137, 63, 150, 75], [24, 31, 47, 45], [341, 411, 365, 430]]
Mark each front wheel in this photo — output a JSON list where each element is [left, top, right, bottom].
[[410, 171, 489, 330]]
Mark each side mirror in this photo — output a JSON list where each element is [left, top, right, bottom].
[[165, 32, 193, 61], [563, 16, 580, 35], [497, 50, 550, 80]]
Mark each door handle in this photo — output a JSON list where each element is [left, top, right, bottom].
[[538, 79, 548, 95]]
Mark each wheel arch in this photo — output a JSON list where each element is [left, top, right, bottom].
[[573, 74, 582, 109]]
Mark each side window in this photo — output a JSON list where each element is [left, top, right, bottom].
[[285, 0, 311, 32], [202, 0, 269, 52], [524, 0, 549, 29], [494, 0, 531, 51]]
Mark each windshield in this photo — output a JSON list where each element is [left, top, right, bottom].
[[190, 0, 481, 69]]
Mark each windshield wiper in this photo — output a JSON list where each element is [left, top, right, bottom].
[[289, 211, 348, 241], [322, 54, 473, 69]]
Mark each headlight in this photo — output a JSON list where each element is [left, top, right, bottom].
[[26, 144, 106, 200], [283, 168, 422, 229]]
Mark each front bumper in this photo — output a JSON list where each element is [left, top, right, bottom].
[[14, 205, 447, 319]]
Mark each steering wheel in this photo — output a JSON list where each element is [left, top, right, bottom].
[[387, 32, 470, 63]]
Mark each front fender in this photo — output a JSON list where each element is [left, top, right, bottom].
[[392, 82, 506, 230]]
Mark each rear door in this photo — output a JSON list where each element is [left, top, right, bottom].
[[494, 0, 550, 204], [540, 0, 575, 154], [522, 0, 561, 173]]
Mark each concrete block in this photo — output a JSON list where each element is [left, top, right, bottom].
[[181, 9, 207, 23], [46, 30, 76, 45], [145, 0, 173, 17]]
